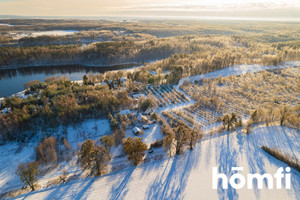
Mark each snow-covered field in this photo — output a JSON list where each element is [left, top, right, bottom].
[[65, 119, 110, 148], [30, 30, 78, 37], [5, 125, 299, 200], [177, 61, 300, 88], [0, 23, 13, 26], [0, 119, 110, 195], [0, 142, 35, 194], [8, 30, 78, 40]]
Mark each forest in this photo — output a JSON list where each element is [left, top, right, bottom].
[[1, 19, 300, 68]]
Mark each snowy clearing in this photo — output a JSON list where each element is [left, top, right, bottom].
[[177, 61, 300, 88], [65, 119, 110, 148], [125, 123, 163, 148], [30, 30, 78, 37], [0, 119, 110, 196], [7, 125, 300, 200]]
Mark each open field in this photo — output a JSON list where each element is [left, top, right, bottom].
[[4, 125, 299, 200]]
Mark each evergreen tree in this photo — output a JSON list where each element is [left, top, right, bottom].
[[100, 135, 115, 155], [162, 122, 175, 156], [83, 75, 89, 85], [123, 137, 147, 165], [79, 139, 110, 176], [79, 139, 95, 169], [93, 145, 110, 176], [173, 125, 190, 155]]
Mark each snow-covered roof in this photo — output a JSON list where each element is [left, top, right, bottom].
[[144, 109, 154, 115], [138, 113, 148, 122], [2, 108, 7, 115], [73, 80, 83, 86], [120, 109, 131, 115], [133, 94, 143, 99], [150, 71, 157, 75], [132, 127, 141, 134], [142, 125, 150, 129], [120, 77, 127, 82]]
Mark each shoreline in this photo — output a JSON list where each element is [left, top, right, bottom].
[[0, 62, 146, 99], [2, 60, 299, 99], [0, 62, 144, 71]]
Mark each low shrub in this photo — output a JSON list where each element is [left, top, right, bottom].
[[261, 146, 300, 172], [150, 139, 163, 148]]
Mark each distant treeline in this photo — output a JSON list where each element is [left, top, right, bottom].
[[0, 39, 184, 68], [1, 35, 300, 69]]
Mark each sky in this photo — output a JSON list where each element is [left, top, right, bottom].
[[0, 0, 300, 19]]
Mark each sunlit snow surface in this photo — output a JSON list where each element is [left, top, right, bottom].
[[7, 126, 299, 200], [30, 30, 78, 37], [9, 30, 78, 39], [177, 61, 300, 88], [0, 119, 110, 195], [0, 23, 14, 26]]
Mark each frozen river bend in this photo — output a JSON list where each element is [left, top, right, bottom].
[[10, 125, 300, 200]]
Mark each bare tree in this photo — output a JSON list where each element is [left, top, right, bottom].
[[16, 162, 40, 191]]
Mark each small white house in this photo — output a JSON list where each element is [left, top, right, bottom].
[[120, 109, 131, 115], [142, 125, 150, 130], [133, 127, 142, 134]]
